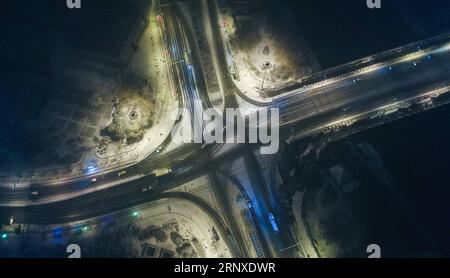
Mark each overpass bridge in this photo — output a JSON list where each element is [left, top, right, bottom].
[[244, 35, 450, 143]]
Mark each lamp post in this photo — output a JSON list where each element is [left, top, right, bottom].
[[261, 61, 272, 91]]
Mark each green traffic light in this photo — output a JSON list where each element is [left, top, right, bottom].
[[132, 211, 139, 217], [1, 233, 7, 239]]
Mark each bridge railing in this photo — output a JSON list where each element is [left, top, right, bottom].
[[269, 32, 450, 97]]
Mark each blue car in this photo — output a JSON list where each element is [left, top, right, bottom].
[[268, 213, 279, 233]]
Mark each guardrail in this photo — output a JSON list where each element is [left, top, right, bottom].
[[269, 32, 450, 97]]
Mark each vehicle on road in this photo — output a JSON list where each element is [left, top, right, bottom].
[[28, 183, 40, 200], [142, 185, 154, 193], [268, 213, 279, 233], [156, 146, 164, 153], [212, 227, 220, 241], [151, 168, 172, 177], [28, 190, 39, 201]]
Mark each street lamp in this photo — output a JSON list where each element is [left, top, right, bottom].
[[261, 61, 272, 90]]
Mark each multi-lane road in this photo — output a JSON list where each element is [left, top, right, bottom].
[[275, 42, 450, 136]]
